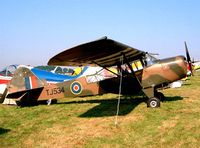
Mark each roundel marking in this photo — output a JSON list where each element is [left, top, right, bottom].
[[70, 81, 82, 95]]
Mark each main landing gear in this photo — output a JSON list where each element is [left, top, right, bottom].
[[143, 88, 165, 108]]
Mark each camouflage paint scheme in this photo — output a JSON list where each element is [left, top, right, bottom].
[[3, 37, 187, 107]]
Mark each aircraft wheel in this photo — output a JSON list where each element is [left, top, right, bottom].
[[147, 97, 160, 108], [155, 92, 165, 102]]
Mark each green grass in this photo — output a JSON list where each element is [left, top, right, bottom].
[[1, 72, 200, 147]]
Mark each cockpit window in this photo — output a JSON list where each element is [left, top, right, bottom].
[[144, 53, 158, 66], [131, 60, 144, 71]]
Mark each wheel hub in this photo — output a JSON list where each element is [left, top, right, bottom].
[[150, 100, 157, 108]]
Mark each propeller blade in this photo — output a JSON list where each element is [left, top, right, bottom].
[[184, 41, 193, 75]]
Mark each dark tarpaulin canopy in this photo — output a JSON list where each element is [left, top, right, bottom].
[[48, 37, 145, 67]]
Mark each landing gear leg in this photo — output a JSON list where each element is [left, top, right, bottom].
[[143, 87, 161, 108], [155, 91, 165, 102]]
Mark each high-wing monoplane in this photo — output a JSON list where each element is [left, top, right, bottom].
[[2, 37, 187, 107]]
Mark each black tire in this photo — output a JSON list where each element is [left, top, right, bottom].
[[147, 97, 160, 108]]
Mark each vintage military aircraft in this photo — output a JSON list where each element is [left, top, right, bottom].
[[2, 37, 187, 107]]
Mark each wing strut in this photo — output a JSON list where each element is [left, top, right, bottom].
[[92, 61, 120, 77]]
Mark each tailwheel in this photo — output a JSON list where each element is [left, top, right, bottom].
[[147, 97, 160, 108], [47, 99, 57, 105], [155, 91, 165, 102], [47, 99, 52, 105]]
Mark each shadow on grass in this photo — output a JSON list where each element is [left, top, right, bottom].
[[58, 96, 146, 117], [182, 83, 191, 86], [80, 96, 184, 117], [0, 127, 11, 135], [16, 94, 184, 117], [57, 95, 146, 117], [164, 96, 183, 102], [81, 97, 146, 117], [58, 95, 184, 117]]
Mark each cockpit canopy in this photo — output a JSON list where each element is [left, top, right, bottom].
[[0, 65, 18, 77]]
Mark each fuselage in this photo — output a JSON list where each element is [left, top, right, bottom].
[[141, 55, 187, 89], [99, 55, 187, 95]]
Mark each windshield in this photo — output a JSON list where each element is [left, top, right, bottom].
[[144, 53, 158, 66]]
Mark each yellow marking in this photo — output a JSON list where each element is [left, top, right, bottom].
[[132, 63, 137, 71], [136, 60, 143, 70], [73, 67, 83, 76], [108, 67, 118, 74], [132, 60, 143, 71]]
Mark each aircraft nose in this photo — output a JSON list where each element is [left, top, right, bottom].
[[173, 55, 188, 78], [161, 55, 187, 80]]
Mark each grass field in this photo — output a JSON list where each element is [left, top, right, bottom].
[[1, 72, 200, 148]]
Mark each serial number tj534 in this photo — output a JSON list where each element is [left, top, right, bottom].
[[46, 87, 65, 96]]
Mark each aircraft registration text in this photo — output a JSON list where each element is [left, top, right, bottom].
[[46, 87, 65, 96]]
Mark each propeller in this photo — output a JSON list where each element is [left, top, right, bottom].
[[184, 41, 193, 75]]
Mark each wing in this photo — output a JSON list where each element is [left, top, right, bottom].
[[48, 37, 145, 67]]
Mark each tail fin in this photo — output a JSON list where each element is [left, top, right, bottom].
[[6, 67, 44, 98]]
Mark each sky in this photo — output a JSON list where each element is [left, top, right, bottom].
[[0, 0, 200, 68]]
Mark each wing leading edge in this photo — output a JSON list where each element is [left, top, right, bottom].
[[48, 37, 145, 67]]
